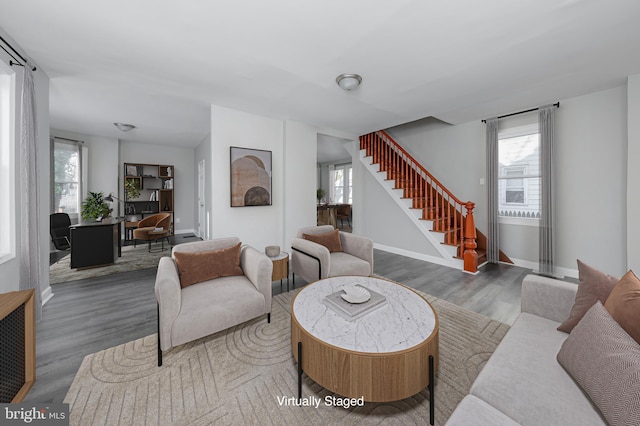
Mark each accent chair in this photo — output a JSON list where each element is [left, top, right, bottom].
[[290, 225, 373, 285], [154, 237, 273, 366], [133, 212, 171, 251]]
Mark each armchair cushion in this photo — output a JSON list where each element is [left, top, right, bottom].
[[173, 242, 243, 288], [329, 252, 371, 277], [303, 229, 343, 252], [171, 275, 267, 348]]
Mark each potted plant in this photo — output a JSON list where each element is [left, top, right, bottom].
[[81, 191, 112, 221], [124, 178, 141, 200], [317, 188, 326, 204]]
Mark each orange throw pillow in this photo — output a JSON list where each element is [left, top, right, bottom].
[[604, 270, 640, 344], [174, 242, 243, 288], [303, 229, 343, 253]]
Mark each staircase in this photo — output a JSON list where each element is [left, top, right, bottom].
[[359, 131, 487, 273]]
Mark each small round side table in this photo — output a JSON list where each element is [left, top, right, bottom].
[[268, 251, 289, 291]]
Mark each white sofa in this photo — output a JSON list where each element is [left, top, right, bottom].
[[446, 274, 607, 425]]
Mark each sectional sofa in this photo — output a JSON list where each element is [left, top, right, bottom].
[[447, 274, 616, 425]]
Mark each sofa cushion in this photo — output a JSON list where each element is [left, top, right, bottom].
[[470, 312, 606, 425], [445, 395, 521, 426], [171, 275, 266, 347], [303, 229, 343, 253], [557, 301, 640, 426], [604, 270, 640, 344], [174, 242, 243, 288], [557, 259, 618, 333]]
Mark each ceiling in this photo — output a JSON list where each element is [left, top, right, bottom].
[[317, 134, 352, 163], [1, 1, 639, 148]]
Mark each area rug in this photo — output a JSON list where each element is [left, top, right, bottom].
[[49, 243, 169, 284], [64, 289, 509, 425]]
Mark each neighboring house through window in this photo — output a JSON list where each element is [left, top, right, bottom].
[[498, 124, 541, 223]]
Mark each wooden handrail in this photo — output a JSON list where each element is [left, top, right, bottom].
[[378, 130, 466, 206], [360, 131, 478, 273]]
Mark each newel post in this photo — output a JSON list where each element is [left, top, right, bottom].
[[463, 202, 478, 273]]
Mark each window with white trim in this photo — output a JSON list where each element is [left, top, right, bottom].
[[0, 63, 15, 264], [51, 139, 82, 219], [331, 163, 352, 204], [498, 124, 541, 222]]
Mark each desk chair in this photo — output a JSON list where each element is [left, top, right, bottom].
[[50, 213, 71, 251]]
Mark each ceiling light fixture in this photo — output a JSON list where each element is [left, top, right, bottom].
[[336, 73, 362, 91], [114, 122, 136, 132]]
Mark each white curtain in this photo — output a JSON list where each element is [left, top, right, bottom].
[[19, 63, 42, 320], [538, 105, 556, 276], [327, 164, 335, 203], [486, 118, 500, 263]]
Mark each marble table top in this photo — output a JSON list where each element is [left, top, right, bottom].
[[292, 276, 436, 353]]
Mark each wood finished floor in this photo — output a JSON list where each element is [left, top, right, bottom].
[[28, 249, 532, 404]]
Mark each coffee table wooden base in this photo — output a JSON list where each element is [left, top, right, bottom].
[[291, 316, 438, 403]]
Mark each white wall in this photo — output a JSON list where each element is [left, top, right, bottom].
[[372, 85, 628, 277], [119, 141, 195, 233], [207, 107, 318, 252], [210, 106, 284, 250], [284, 120, 317, 248], [0, 30, 51, 304], [627, 74, 640, 273], [554, 86, 627, 276]]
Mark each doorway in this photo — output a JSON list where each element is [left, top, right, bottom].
[[198, 160, 206, 239]]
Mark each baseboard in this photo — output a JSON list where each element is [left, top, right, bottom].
[[374, 243, 462, 270], [41, 285, 54, 306], [508, 257, 578, 279], [174, 228, 195, 236]]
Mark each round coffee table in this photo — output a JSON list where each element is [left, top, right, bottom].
[[291, 276, 438, 419]]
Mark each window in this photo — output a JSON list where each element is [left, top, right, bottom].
[[498, 125, 541, 221], [331, 163, 352, 204], [51, 139, 82, 219], [504, 166, 525, 204], [0, 63, 15, 263]]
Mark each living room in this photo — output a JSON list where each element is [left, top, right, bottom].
[[1, 2, 640, 425]]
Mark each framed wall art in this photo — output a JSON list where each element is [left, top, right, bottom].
[[230, 146, 272, 207]]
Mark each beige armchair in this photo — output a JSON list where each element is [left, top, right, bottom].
[[291, 225, 374, 286], [154, 237, 272, 366]]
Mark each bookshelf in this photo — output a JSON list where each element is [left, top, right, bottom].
[[123, 163, 174, 237]]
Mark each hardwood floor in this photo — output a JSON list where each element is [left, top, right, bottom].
[[28, 248, 532, 404]]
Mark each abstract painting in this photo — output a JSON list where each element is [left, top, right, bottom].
[[230, 146, 272, 207]]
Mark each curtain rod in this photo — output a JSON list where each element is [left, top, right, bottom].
[[54, 136, 84, 144], [0, 35, 37, 71], [482, 102, 559, 123]]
